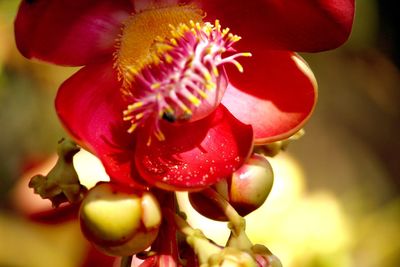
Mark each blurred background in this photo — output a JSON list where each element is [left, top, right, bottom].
[[0, 0, 399, 267]]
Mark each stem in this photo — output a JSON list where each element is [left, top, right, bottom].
[[168, 209, 195, 237], [201, 187, 243, 234], [166, 209, 221, 265], [120, 255, 133, 267], [201, 187, 253, 251], [151, 190, 180, 264]]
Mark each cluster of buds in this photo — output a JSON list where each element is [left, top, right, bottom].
[[29, 136, 297, 266]]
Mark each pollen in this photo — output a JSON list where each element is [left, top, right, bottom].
[[118, 9, 251, 145], [114, 5, 203, 87]]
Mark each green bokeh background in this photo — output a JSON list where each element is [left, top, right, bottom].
[[1, 1, 399, 266]]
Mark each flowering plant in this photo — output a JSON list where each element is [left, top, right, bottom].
[[15, 0, 355, 266]]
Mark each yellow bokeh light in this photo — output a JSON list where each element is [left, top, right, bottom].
[[73, 149, 110, 188]]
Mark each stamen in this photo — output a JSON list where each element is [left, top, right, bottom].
[[217, 52, 252, 73], [122, 20, 251, 143]]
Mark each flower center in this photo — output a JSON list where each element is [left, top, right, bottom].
[[115, 5, 203, 84], [115, 5, 250, 144]]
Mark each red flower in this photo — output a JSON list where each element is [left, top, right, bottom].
[[14, 0, 354, 191]]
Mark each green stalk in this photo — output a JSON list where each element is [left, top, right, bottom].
[[120, 255, 133, 267], [202, 187, 253, 251]]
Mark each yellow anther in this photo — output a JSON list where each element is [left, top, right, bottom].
[[187, 95, 201, 107], [205, 81, 216, 91], [232, 60, 244, 73], [123, 115, 133, 121], [155, 130, 166, 142], [241, 52, 252, 57], [196, 89, 208, 99], [146, 136, 152, 146], [171, 29, 180, 39], [222, 28, 230, 36], [229, 34, 241, 42], [151, 53, 161, 64], [195, 22, 201, 30], [127, 102, 143, 111], [151, 83, 161, 89], [187, 55, 194, 67], [165, 54, 174, 63], [212, 66, 219, 77], [127, 65, 139, 76], [164, 105, 174, 114], [136, 113, 144, 120], [215, 20, 220, 30], [203, 71, 212, 82], [155, 43, 174, 53], [179, 103, 192, 115], [127, 123, 138, 133], [154, 36, 164, 42]]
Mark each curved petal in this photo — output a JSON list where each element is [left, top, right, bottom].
[[55, 61, 145, 187], [196, 0, 355, 52], [222, 51, 317, 144], [15, 0, 132, 66], [135, 106, 254, 191]]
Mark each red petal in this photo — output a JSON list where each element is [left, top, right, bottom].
[[222, 51, 317, 144], [132, 0, 180, 12], [197, 0, 355, 52], [15, 0, 132, 66], [55, 62, 144, 187], [135, 106, 253, 191]]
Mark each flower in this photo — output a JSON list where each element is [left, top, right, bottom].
[[14, 0, 354, 191]]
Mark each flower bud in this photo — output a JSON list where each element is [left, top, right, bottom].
[[251, 244, 282, 267], [79, 182, 161, 256], [28, 138, 86, 208], [208, 247, 258, 267], [189, 154, 274, 221], [254, 129, 305, 157]]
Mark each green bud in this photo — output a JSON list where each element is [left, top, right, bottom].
[[28, 138, 86, 207], [251, 244, 282, 267], [208, 247, 258, 267], [254, 129, 305, 157], [79, 182, 162, 256]]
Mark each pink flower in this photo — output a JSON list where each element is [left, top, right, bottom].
[[14, 0, 354, 190]]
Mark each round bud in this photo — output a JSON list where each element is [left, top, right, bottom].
[[79, 182, 161, 256], [189, 154, 274, 221], [208, 247, 258, 267], [252, 244, 282, 267]]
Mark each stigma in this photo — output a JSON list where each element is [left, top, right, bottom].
[[119, 18, 251, 144]]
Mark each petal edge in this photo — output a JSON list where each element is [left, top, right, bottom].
[[135, 106, 254, 191], [223, 51, 317, 144], [15, 0, 132, 66]]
